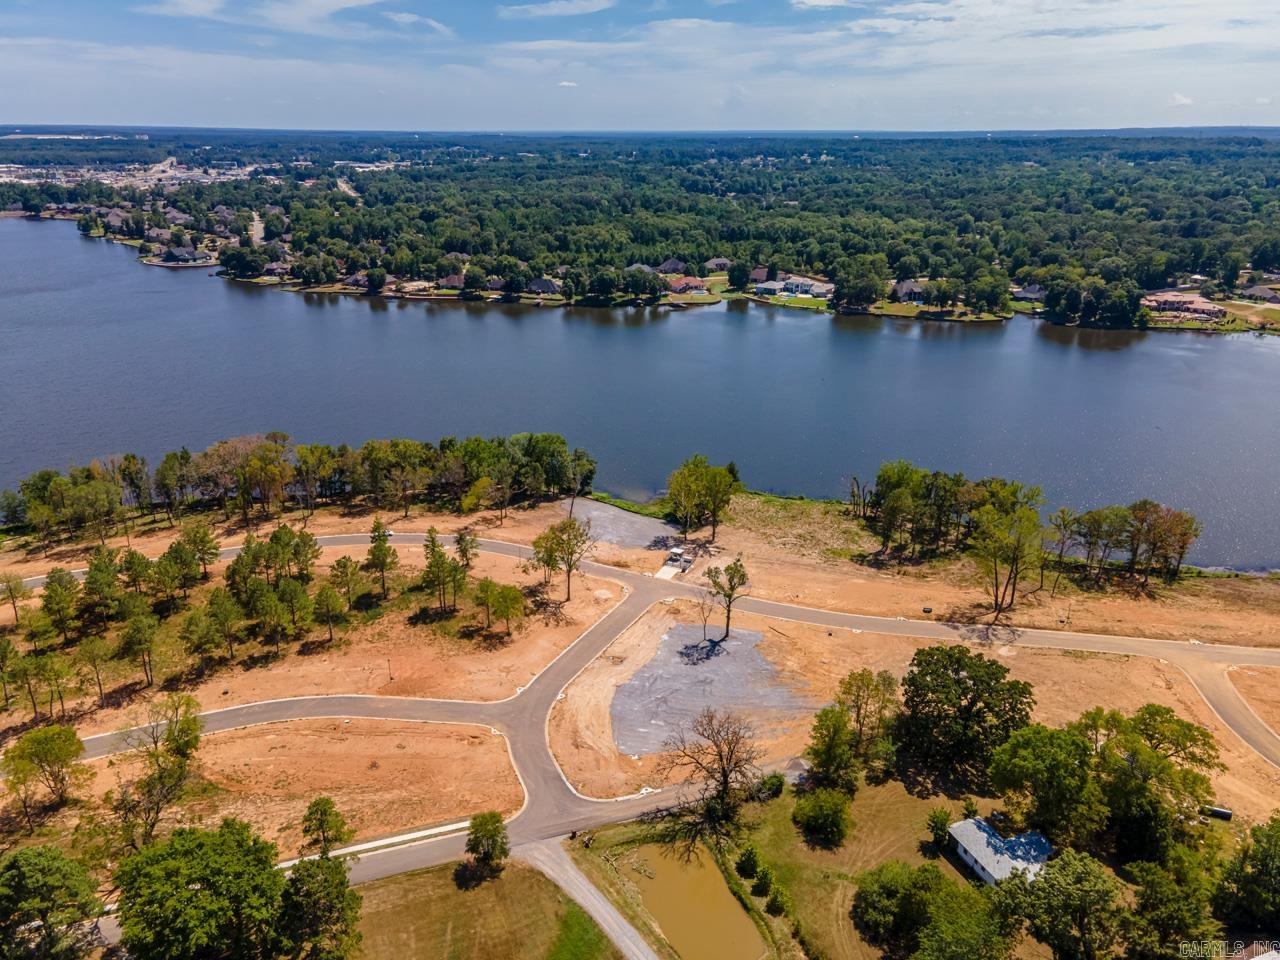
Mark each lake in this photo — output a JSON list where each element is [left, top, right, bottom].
[[2, 217, 1278, 567]]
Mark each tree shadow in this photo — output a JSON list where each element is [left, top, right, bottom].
[[678, 638, 728, 665], [452, 860, 502, 890]]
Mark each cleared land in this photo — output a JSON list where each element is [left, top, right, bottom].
[[1230, 665, 1280, 738], [357, 860, 621, 960], [89, 718, 523, 852], [552, 603, 1279, 820]]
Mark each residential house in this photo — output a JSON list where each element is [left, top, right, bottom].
[[164, 208, 195, 226], [669, 277, 706, 294], [704, 256, 734, 271], [656, 257, 686, 274], [1013, 283, 1047, 303], [808, 281, 835, 299], [627, 263, 656, 274], [1141, 292, 1227, 319], [527, 277, 561, 295], [755, 280, 786, 296], [145, 227, 172, 244], [893, 279, 928, 304], [486, 277, 506, 292], [103, 209, 127, 231], [749, 266, 769, 284], [263, 262, 290, 277], [948, 819, 1052, 887], [1241, 284, 1280, 303], [439, 273, 466, 289], [163, 247, 210, 264]]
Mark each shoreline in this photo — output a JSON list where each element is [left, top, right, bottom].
[[11, 214, 1274, 333]]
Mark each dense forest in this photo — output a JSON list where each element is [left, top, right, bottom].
[[4, 131, 1280, 325]]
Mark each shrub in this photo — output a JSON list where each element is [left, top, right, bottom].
[[962, 797, 979, 820], [793, 788, 851, 848], [752, 772, 785, 801], [751, 865, 773, 897], [766, 887, 790, 917], [735, 844, 759, 879], [926, 807, 952, 848]]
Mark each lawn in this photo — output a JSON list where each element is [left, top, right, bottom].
[[357, 861, 621, 960]]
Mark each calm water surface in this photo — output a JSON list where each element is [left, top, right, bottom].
[[2, 218, 1277, 567]]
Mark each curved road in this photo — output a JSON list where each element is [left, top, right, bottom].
[[23, 531, 1280, 890]]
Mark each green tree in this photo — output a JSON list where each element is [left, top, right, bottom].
[[301, 796, 354, 857], [1125, 848, 1221, 960], [701, 465, 739, 542], [804, 705, 860, 793], [836, 668, 898, 753], [120, 614, 159, 686], [207, 587, 243, 661], [40, 567, 81, 643], [313, 585, 344, 643], [925, 806, 952, 848], [1002, 849, 1125, 960], [473, 577, 499, 629], [491, 584, 524, 636], [1, 724, 89, 807], [75, 634, 114, 708], [667, 455, 709, 537], [465, 811, 509, 875], [531, 517, 593, 602], [0, 634, 15, 709], [115, 818, 285, 960], [327, 555, 363, 610], [1, 573, 32, 623], [113, 694, 203, 851], [364, 519, 398, 598], [0, 845, 99, 960], [180, 521, 221, 578], [990, 723, 1107, 846], [914, 881, 1011, 960], [276, 578, 313, 633], [1215, 812, 1280, 930], [279, 855, 362, 960], [792, 787, 851, 847], [899, 644, 1034, 781], [852, 859, 946, 954], [704, 556, 749, 640]]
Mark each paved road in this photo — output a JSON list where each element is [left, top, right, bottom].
[[26, 530, 1280, 953]]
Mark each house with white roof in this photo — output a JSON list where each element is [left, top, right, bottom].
[[948, 818, 1053, 887]]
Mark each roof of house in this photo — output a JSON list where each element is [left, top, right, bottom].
[[528, 277, 560, 293], [1242, 284, 1280, 300], [439, 274, 465, 288], [657, 258, 686, 273], [749, 266, 769, 282], [705, 256, 733, 268], [895, 279, 928, 295], [756, 281, 786, 293], [627, 263, 655, 274], [671, 276, 706, 290], [948, 819, 1052, 883]]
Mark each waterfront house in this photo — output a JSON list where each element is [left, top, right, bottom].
[[486, 277, 506, 292], [1013, 283, 1047, 303], [439, 273, 465, 289], [1141, 292, 1227, 320], [755, 280, 786, 296], [527, 277, 561, 295], [893, 279, 928, 304], [749, 266, 769, 284], [948, 819, 1052, 887], [657, 257, 686, 274], [163, 247, 211, 264], [809, 281, 835, 299], [1241, 284, 1280, 303], [669, 277, 707, 294], [704, 256, 734, 271]]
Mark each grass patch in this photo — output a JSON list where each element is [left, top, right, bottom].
[[358, 861, 621, 960], [587, 491, 672, 521]]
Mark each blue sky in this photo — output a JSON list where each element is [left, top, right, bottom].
[[0, 0, 1277, 130]]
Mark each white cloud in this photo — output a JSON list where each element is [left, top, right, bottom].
[[1171, 91, 1193, 106], [558, 79, 578, 86], [383, 11, 454, 36], [499, 0, 615, 19]]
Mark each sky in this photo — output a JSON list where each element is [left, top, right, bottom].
[[0, 0, 1277, 131]]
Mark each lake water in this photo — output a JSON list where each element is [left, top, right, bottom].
[[2, 217, 1278, 567]]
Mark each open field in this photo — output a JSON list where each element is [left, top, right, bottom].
[[90, 718, 522, 853], [1230, 665, 1280, 738], [357, 860, 621, 960]]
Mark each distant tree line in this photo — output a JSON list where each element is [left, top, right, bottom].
[[7, 133, 1280, 327]]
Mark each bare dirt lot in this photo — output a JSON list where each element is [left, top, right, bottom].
[[552, 603, 1280, 821], [91, 718, 523, 852], [1230, 665, 1280, 738]]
